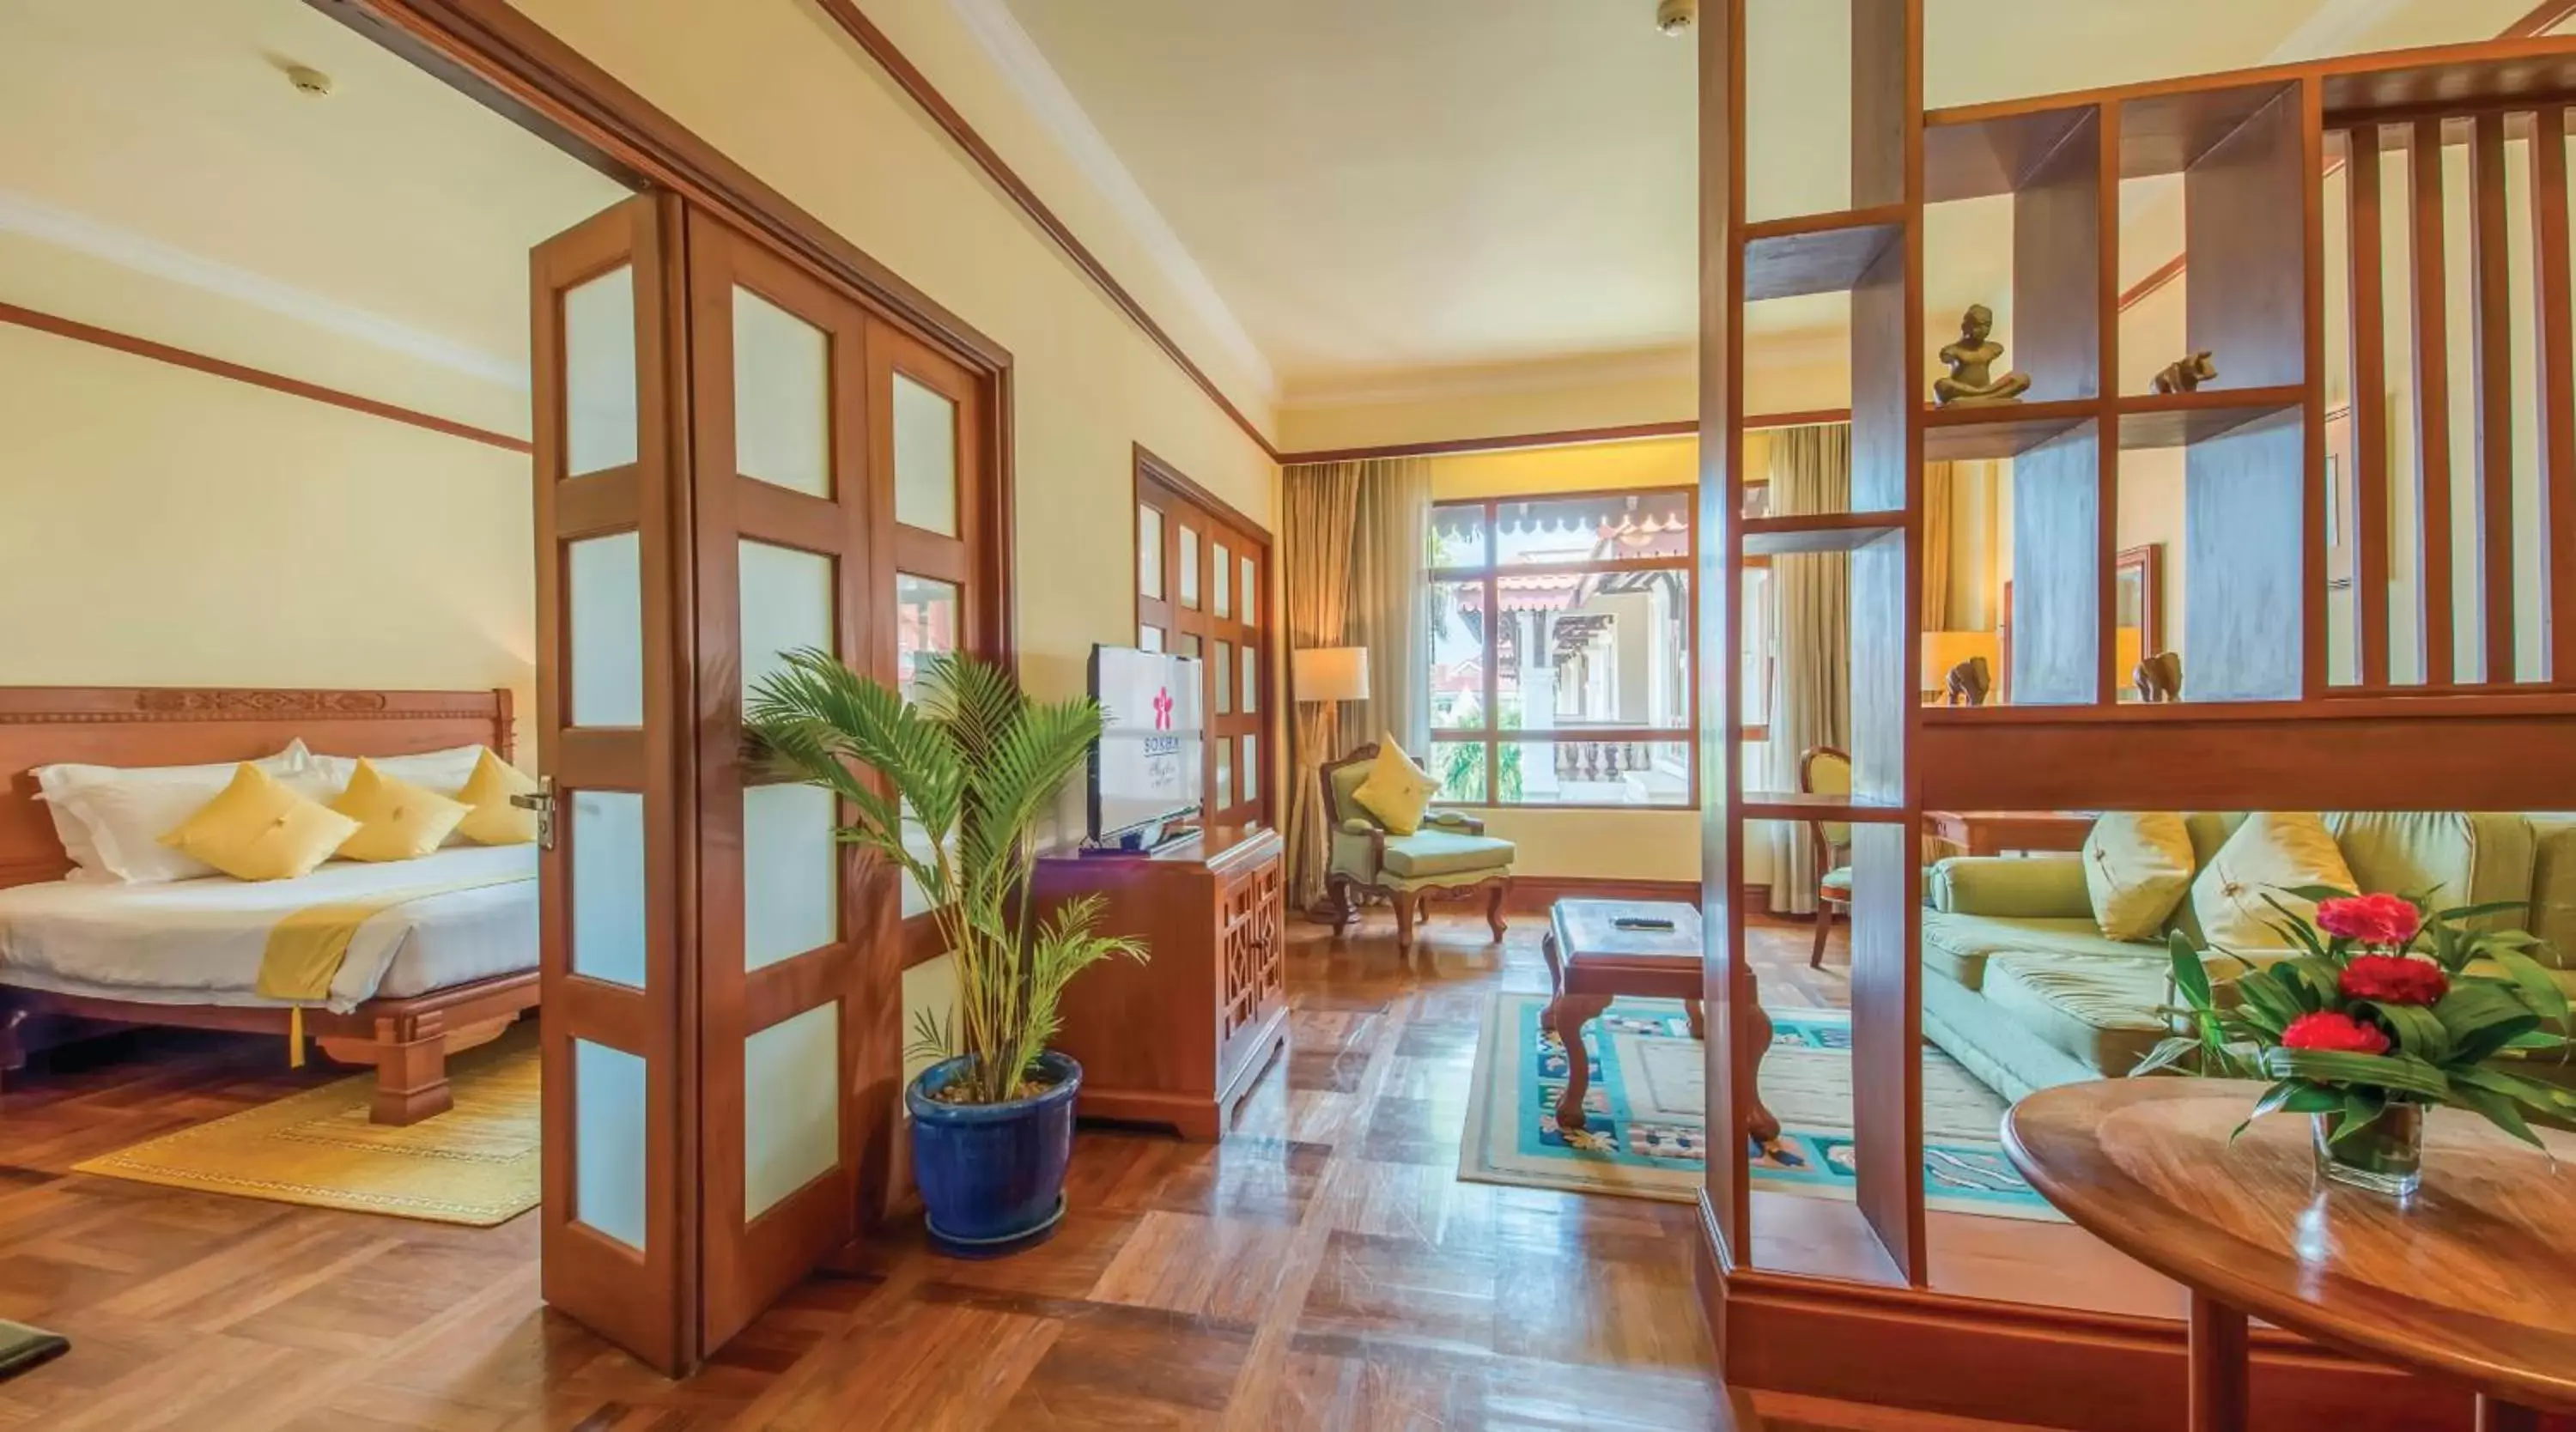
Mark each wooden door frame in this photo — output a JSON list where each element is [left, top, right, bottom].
[[1136, 445, 1275, 828]]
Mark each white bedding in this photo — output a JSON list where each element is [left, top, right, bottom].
[[0, 845, 538, 1012]]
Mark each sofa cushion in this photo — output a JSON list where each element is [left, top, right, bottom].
[[1922, 910, 2156, 991], [2532, 820, 2576, 970], [2190, 812, 2356, 952], [1378, 829, 1515, 879], [1980, 954, 2174, 1078], [2082, 812, 2196, 941], [2328, 811, 2534, 935]]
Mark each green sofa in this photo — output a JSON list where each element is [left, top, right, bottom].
[[1922, 812, 2576, 1103]]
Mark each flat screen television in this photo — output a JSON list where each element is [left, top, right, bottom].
[[1088, 644, 1204, 846]]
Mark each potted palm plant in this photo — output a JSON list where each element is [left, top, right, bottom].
[[744, 648, 1145, 1252]]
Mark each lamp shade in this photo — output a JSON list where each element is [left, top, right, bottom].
[[1292, 646, 1370, 703], [1920, 629, 2000, 693]]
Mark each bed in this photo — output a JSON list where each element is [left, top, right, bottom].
[[0, 685, 538, 1124]]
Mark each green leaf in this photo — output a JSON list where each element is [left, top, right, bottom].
[[2359, 1002, 2453, 1064], [2435, 898, 2531, 925], [2129, 1037, 2203, 1078], [2488, 949, 2573, 1023], [2259, 1047, 2451, 1101], [2167, 932, 2214, 1011], [2232, 1080, 2342, 1140], [2433, 982, 2544, 1065], [2279, 883, 2360, 904], [2447, 1083, 2545, 1150], [2258, 893, 2330, 960], [2233, 968, 2306, 1029], [2330, 1087, 2388, 1144]]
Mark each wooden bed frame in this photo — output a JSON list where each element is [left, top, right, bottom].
[[0, 685, 538, 1124]]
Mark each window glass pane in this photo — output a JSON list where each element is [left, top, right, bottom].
[[568, 532, 644, 727], [563, 264, 636, 477], [732, 287, 829, 496], [1139, 624, 1165, 652], [1742, 566, 1773, 730], [744, 1004, 840, 1217], [1214, 641, 1233, 715], [1431, 505, 1490, 567], [743, 782, 837, 970], [1429, 579, 1489, 731], [895, 573, 960, 699], [1214, 739, 1232, 810], [1178, 526, 1201, 609], [1212, 540, 1232, 618], [1502, 740, 1690, 806], [1240, 646, 1258, 713], [1139, 504, 1164, 598], [1495, 491, 1690, 564], [1179, 633, 1201, 661], [1239, 555, 1258, 626], [739, 541, 834, 708], [574, 1039, 647, 1250], [893, 372, 958, 535], [1240, 735, 1258, 803], [571, 790, 647, 987], [1431, 741, 1488, 804], [1491, 570, 1691, 730]]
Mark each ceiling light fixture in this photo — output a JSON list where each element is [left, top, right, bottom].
[[285, 64, 333, 97], [1656, 0, 1696, 37]]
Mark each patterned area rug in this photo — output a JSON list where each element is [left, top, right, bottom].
[[1459, 993, 2061, 1220], [73, 1025, 538, 1226]]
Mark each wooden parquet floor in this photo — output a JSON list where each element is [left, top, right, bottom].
[[0, 910, 1871, 1431]]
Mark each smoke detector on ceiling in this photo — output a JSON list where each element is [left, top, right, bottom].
[[285, 64, 333, 97], [1656, 0, 1696, 37]]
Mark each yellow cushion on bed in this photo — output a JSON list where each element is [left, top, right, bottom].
[[451, 749, 540, 846], [160, 763, 362, 882], [330, 759, 471, 862]]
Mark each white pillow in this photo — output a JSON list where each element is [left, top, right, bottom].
[[307, 744, 488, 800], [37, 743, 313, 883]]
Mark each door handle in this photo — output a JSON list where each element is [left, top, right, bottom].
[[510, 776, 558, 851]]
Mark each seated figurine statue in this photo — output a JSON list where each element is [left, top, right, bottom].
[[1934, 304, 2032, 407]]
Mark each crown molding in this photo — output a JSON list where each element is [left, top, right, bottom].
[[943, 0, 1276, 401], [0, 189, 526, 389], [1283, 344, 1699, 410]]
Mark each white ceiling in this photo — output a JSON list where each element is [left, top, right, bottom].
[[995, 0, 2545, 408], [0, 0, 630, 435]]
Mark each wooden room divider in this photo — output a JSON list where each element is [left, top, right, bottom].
[[1698, 9, 2576, 1429]]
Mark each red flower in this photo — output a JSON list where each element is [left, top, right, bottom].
[[2281, 1010, 2392, 1056], [2338, 954, 2449, 1006], [2314, 893, 2422, 948]]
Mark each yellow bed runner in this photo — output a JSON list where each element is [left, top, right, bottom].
[[258, 871, 535, 1065]]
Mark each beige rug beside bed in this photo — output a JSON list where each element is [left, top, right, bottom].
[[73, 1026, 538, 1226]]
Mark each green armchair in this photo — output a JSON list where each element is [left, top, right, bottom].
[[1319, 743, 1518, 951]]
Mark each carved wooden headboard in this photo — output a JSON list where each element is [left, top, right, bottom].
[[0, 686, 513, 890]]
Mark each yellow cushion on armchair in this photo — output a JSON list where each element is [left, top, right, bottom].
[[1351, 737, 1439, 835]]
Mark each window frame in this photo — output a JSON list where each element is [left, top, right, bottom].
[[1427, 483, 1702, 810]]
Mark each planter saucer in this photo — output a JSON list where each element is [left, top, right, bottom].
[[925, 1194, 1067, 1260]]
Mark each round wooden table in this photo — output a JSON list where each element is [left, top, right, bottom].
[[2004, 1079, 2576, 1431]]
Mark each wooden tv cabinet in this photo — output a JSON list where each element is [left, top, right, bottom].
[[1034, 824, 1287, 1141]]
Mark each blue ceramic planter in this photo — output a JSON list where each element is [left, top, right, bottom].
[[906, 1050, 1082, 1248]]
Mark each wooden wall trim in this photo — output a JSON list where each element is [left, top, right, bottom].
[[317, 0, 1010, 377], [0, 300, 532, 455], [1275, 409, 1851, 468], [801, 0, 1279, 463], [2506, 0, 2576, 39], [1136, 443, 1271, 542]]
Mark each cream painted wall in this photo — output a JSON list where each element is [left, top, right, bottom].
[[0, 323, 537, 749]]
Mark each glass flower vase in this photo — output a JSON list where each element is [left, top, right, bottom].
[[2312, 1102, 2423, 1197]]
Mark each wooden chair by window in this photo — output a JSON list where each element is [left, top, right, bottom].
[[1317, 743, 1516, 954], [1800, 744, 1852, 968]]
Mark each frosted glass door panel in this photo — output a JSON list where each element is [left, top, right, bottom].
[[739, 541, 835, 707], [1139, 505, 1163, 598], [563, 265, 638, 477], [893, 373, 959, 536], [571, 790, 647, 988], [744, 782, 839, 970], [568, 533, 644, 728], [732, 288, 830, 496], [1242, 735, 1258, 802], [1139, 624, 1164, 652], [1213, 542, 1231, 618], [1179, 528, 1200, 609], [1240, 556, 1258, 626], [744, 1004, 841, 1218], [1215, 642, 1233, 715], [895, 573, 959, 699], [574, 1039, 648, 1250]]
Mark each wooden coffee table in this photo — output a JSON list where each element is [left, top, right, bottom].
[[1538, 898, 1778, 1146], [2006, 1079, 2576, 1430]]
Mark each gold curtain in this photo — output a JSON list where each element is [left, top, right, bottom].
[[1347, 458, 1434, 758], [1923, 461, 1955, 631], [1281, 461, 1364, 910], [1759, 424, 1852, 914]]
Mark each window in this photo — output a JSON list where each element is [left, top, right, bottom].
[[1428, 488, 1696, 807]]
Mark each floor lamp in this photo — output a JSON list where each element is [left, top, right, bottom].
[[1291, 646, 1370, 915]]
